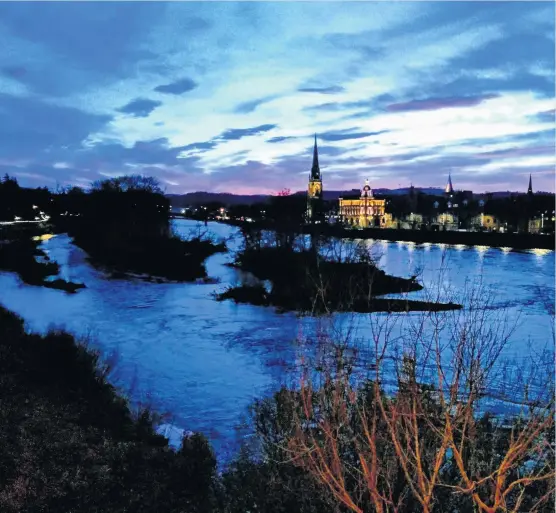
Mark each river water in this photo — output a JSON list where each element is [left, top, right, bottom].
[[0, 219, 553, 459]]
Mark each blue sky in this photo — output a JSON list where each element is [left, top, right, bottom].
[[0, 1, 554, 194]]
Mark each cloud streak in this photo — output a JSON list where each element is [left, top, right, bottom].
[[154, 78, 198, 95], [386, 94, 499, 112], [117, 98, 162, 118]]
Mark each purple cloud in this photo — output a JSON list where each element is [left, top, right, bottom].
[[117, 98, 162, 118], [386, 94, 499, 112]]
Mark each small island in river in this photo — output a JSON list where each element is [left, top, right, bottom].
[[216, 241, 461, 314]]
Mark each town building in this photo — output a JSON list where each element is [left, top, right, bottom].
[[338, 179, 389, 228], [434, 212, 459, 231], [470, 214, 501, 232], [528, 217, 543, 234], [306, 135, 323, 223]]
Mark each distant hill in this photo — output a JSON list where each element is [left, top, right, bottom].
[[166, 187, 447, 207], [166, 187, 549, 207], [166, 192, 271, 207]]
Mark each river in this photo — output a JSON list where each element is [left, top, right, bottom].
[[0, 219, 553, 460]]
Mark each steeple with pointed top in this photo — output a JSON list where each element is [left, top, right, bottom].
[[307, 134, 323, 222], [445, 172, 454, 195], [310, 134, 321, 180], [527, 174, 533, 196]]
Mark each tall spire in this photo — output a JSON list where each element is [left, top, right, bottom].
[[310, 134, 320, 180], [445, 172, 454, 195], [528, 173, 533, 195]]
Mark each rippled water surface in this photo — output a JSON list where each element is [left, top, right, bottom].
[[0, 220, 553, 458]]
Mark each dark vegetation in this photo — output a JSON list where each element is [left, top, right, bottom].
[[1, 305, 552, 512], [0, 174, 228, 290], [0, 305, 219, 513], [217, 284, 461, 313], [0, 174, 52, 222], [51, 176, 227, 281], [0, 237, 85, 293], [217, 222, 460, 314]]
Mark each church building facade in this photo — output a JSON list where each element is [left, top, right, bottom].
[[339, 180, 389, 228]]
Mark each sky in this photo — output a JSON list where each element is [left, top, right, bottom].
[[0, 1, 554, 195]]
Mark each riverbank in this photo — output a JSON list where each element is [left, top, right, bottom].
[[218, 219, 554, 250], [0, 305, 221, 513], [322, 225, 555, 250]]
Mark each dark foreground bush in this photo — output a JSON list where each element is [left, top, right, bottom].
[[0, 306, 219, 513]]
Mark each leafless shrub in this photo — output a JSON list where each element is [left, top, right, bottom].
[[282, 268, 555, 513]]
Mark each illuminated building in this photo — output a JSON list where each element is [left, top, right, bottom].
[[338, 179, 389, 228], [470, 214, 500, 232], [435, 212, 459, 231]]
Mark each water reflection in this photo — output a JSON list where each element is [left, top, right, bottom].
[[0, 219, 554, 459]]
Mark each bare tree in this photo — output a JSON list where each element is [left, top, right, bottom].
[[283, 266, 555, 513]]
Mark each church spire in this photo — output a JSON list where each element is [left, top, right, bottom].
[[310, 134, 321, 180], [445, 172, 454, 195], [528, 173, 533, 195]]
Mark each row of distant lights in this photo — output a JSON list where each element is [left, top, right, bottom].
[[12, 205, 51, 223], [385, 240, 551, 256]]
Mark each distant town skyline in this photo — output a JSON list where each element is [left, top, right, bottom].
[[0, 2, 554, 194]]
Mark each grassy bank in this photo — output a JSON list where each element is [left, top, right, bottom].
[[0, 305, 220, 513]]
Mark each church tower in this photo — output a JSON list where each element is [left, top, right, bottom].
[[307, 134, 323, 222], [527, 174, 533, 196], [445, 172, 454, 197]]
